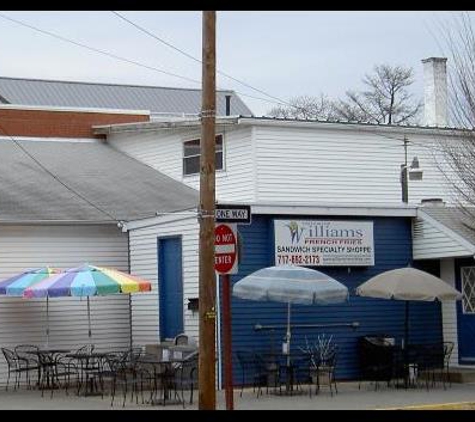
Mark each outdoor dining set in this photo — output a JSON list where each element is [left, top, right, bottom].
[[236, 336, 454, 401], [1, 337, 199, 407], [358, 336, 455, 391], [236, 337, 339, 399], [231, 265, 461, 399], [0, 262, 464, 407]]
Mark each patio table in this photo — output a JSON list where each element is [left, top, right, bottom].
[[65, 351, 109, 396], [390, 344, 437, 389], [138, 354, 184, 405], [260, 351, 308, 396], [27, 348, 72, 392]]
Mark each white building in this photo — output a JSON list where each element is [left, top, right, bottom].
[[1, 57, 473, 383], [0, 130, 198, 385]]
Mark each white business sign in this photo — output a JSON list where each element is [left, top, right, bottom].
[[274, 219, 374, 267]]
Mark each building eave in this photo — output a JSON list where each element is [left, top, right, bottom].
[[93, 114, 471, 137], [415, 209, 475, 257], [250, 202, 417, 217], [0, 103, 150, 116], [93, 116, 240, 135], [237, 117, 470, 137], [125, 203, 416, 232], [0, 219, 119, 226]]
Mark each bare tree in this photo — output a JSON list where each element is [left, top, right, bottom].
[[266, 64, 422, 124], [442, 13, 475, 129], [433, 13, 475, 221], [335, 64, 422, 124], [267, 94, 338, 121]]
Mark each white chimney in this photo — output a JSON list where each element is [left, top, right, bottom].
[[422, 57, 447, 127]]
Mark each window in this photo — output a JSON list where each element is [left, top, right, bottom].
[[462, 267, 475, 314], [183, 134, 223, 176]]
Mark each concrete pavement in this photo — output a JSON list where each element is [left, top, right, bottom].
[[1, 381, 475, 410]]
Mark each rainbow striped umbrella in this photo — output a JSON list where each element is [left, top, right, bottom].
[[0, 267, 61, 296], [0, 267, 62, 345], [23, 264, 152, 339], [24, 264, 151, 298]]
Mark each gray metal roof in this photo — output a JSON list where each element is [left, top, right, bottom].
[[0, 76, 253, 116], [421, 206, 475, 246], [0, 139, 198, 222]]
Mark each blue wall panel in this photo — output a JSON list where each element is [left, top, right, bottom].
[[225, 215, 443, 384]]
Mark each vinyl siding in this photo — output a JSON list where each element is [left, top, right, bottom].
[[109, 122, 462, 207], [253, 126, 455, 205], [128, 216, 199, 346], [413, 216, 472, 259], [229, 215, 443, 382], [108, 125, 256, 202], [0, 224, 129, 386]]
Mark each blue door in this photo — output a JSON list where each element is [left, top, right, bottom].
[[158, 236, 183, 341], [457, 265, 475, 364]]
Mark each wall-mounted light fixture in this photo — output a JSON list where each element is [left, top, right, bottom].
[[400, 137, 423, 203], [408, 156, 423, 181]]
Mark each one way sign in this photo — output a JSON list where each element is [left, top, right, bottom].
[[215, 204, 251, 225]]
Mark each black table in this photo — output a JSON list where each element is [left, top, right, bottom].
[[28, 348, 71, 391], [65, 351, 109, 396], [259, 351, 308, 396], [138, 354, 184, 405], [389, 343, 444, 389]]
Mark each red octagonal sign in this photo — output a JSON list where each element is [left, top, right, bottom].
[[215, 223, 238, 274]]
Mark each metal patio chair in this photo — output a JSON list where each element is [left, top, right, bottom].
[[1, 347, 34, 391], [13, 344, 41, 389]]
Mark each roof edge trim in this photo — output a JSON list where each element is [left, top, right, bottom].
[[0, 220, 119, 226], [0, 103, 150, 116], [252, 203, 417, 217]]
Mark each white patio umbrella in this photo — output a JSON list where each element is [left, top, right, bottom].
[[232, 265, 349, 365], [355, 267, 462, 348]]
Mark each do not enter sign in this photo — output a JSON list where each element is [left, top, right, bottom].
[[215, 223, 238, 275]]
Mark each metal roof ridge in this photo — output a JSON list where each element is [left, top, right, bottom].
[[240, 115, 466, 131], [0, 75, 238, 93]]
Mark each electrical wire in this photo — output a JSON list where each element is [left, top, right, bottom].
[[111, 11, 295, 108], [0, 128, 201, 223], [0, 12, 462, 136], [349, 123, 451, 150], [0, 12, 291, 111], [0, 126, 119, 222], [0, 13, 201, 86]]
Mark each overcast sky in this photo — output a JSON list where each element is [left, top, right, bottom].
[[0, 10, 471, 116]]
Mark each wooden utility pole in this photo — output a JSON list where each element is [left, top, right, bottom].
[[199, 10, 217, 410]]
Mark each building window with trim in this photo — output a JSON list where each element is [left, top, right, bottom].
[[462, 267, 475, 314], [183, 134, 223, 176]]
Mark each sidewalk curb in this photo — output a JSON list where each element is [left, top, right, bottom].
[[380, 401, 475, 410]]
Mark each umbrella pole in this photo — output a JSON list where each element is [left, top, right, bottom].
[[87, 296, 92, 340], [285, 302, 291, 367], [46, 295, 50, 347], [404, 301, 409, 349], [403, 300, 410, 388]]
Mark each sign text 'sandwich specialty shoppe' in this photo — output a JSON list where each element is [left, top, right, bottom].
[[274, 219, 374, 267]]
